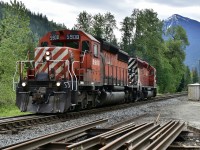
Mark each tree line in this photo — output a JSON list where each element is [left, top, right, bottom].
[[0, 0, 198, 106]]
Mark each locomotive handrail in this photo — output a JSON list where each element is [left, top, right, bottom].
[[16, 60, 35, 63], [13, 60, 35, 91], [72, 61, 80, 91], [13, 62, 19, 91], [81, 50, 88, 63]]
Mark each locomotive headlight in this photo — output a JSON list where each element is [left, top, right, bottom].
[[22, 82, 27, 87], [46, 56, 50, 61], [56, 81, 61, 87], [46, 51, 50, 56], [80, 81, 84, 85]]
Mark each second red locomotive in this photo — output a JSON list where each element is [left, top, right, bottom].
[[14, 29, 157, 113]]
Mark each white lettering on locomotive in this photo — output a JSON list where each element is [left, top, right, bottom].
[[66, 34, 80, 40], [92, 58, 100, 66], [50, 34, 59, 40]]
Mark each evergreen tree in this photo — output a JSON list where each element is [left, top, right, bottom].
[[177, 75, 185, 92], [192, 68, 199, 83], [184, 66, 192, 89], [177, 67, 192, 91]]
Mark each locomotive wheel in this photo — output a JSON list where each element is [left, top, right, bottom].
[[87, 101, 93, 109], [75, 103, 82, 111]]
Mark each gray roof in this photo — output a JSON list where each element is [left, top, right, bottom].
[[80, 30, 99, 43]]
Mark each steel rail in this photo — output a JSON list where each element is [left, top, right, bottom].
[[3, 119, 107, 150], [187, 125, 200, 134], [66, 122, 140, 150], [0, 114, 37, 121], [0, 115, 58, 133], [125, 125, 160, 150], [126, 120, 173, 149], [152, 122, 185, 150], [145, 121, 184, 150], [100, 123, 146, 145], [99, 122, 154, 150], [149, 120, 175, 141], [0, 115, 43, 123], [168, 145, 200, 149]]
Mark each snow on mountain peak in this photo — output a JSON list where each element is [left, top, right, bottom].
[[163, 14, 190, 31], [166, 14, 190, 24]]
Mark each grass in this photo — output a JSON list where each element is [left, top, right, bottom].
[[0, 104, 30, 117]]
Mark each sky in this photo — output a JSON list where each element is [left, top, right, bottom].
[[2, 0, 200, 39]]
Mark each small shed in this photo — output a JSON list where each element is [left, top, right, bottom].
[[188, 83, 200, 101]]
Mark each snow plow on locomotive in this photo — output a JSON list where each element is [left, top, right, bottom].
[[13, 29, 157, 113]]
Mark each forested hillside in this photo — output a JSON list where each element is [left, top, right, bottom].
[[0, 1, 66, 38]]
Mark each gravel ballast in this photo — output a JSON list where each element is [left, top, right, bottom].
[[0, 96, 199, 147]]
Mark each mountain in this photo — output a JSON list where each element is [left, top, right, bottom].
[[163, 14, 200, 70]]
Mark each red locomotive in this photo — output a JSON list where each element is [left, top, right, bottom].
[[14, 29, 157, 113]]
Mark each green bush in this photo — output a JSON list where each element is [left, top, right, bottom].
[[0, 104, 30, 117]]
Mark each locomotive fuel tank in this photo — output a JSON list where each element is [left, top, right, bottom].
[[143, 88, 155, 98], [97, 91, 125, 106]]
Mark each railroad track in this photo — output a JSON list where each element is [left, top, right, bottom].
[[3, 119, 195, 150], [66, 120, 185, 150], [0, 92, 187, 134], [1, 118, 108, 150]]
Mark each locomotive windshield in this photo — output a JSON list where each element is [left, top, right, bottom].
[[45, 41, 80, 49], [66, 41, 79, 49], [52, 42, 64, 46]]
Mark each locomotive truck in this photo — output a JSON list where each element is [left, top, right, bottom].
[[13, 29, 157, 113]]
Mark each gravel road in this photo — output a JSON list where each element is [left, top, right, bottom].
[[0, 96, 199, 147]]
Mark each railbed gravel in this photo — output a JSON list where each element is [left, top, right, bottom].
[[0, 96, 199, 148]]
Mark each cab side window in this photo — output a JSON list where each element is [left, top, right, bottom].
[[41, 42, 48, 47], [82, 41, 89, 52], [94, 44, 98, 57]]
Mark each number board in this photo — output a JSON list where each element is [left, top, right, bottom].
[[66, 34, 80, 40], [50, 34, 59, 41]]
